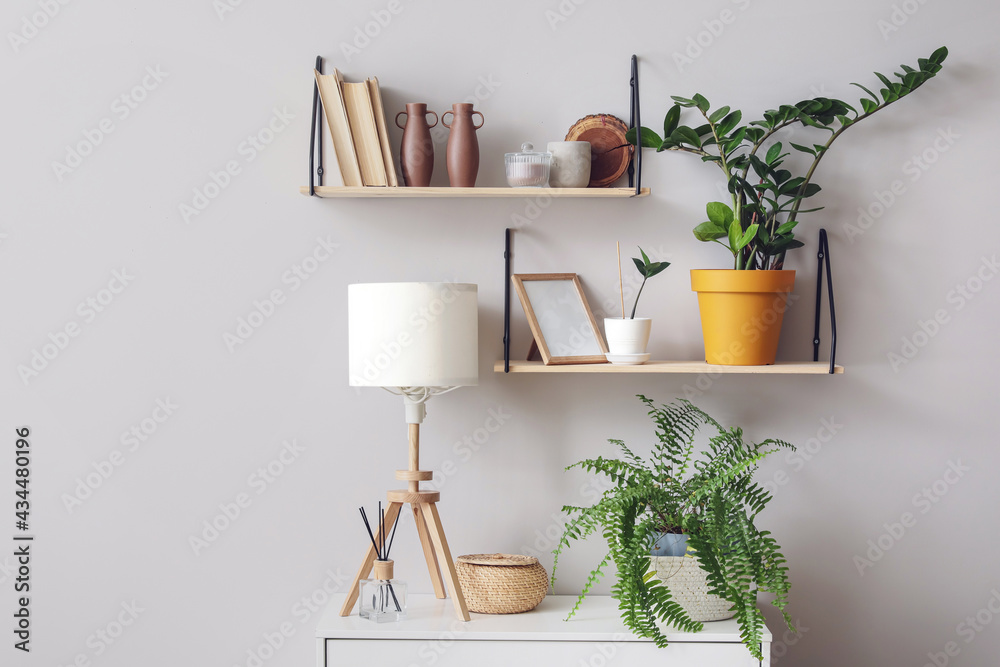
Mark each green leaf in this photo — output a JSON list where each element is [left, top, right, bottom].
[[625, 126, 662, 149], [639, 246, 651, 265], [850, 81, 879, 102], [775, 220, 798, 235], [765, 142, 782, 164], [674, 126, 702, 147], [874, 71, 893, 90], [632, 256, 647, 276], [692, 93, 711, 113], [930, 46, 948, 64], [737, 224, 759, 251], [706, 202, 734, 226], [716, 110, 743, 137], [708, 106, 731, 124], [693, 221, 727, 242], [646, 261, 671, 277], [727, 218, 742, 252], [723, 127, 747, 154], [789, 142, 816, 156], [801, 183, 822, 197], [860, 98, 878, 114], [670, 95, 697, 108], [663, 105, 681, 137]]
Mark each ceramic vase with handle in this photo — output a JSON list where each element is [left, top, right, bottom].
[[442, 103, 484, 187], [395, 103, 438, 187]]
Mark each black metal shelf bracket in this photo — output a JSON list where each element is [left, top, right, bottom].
[[308, 55, 324, 196], [503, 228, 511, 373], [628, 54, 642, 197], [812, 228, 838, 374]]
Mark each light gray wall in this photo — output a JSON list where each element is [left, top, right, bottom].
[[3, 1, 997, 666]]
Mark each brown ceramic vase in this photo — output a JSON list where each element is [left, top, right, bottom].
[[395, 103, 438, 187], [442, 103, 484, 187]]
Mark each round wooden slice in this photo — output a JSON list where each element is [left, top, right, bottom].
[[565, 114, 633, 187]]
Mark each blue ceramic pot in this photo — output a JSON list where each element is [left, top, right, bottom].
[[650, 532, 688, 557]]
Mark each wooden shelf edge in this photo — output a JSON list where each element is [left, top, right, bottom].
[[299, 186, 650, 198], [494, 360, 845, 375]]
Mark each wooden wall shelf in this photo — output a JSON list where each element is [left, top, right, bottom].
[[300, 186, 650, 198], [495, 360, 844, 375]]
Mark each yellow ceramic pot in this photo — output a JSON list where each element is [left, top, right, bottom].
[[690, 270, 796, 365]]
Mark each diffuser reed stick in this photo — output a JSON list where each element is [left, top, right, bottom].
[[617, 241, 625, 319], [359, 504, 402, 612]]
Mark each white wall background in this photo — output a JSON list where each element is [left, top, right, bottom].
[[2, 1, 998, 666]]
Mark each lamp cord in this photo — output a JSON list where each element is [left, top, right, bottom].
[[380, 386, 459, 403]]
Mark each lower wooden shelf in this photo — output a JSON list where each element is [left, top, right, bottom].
[[300, 186, 650, 198], [495, 360, 844, 374]]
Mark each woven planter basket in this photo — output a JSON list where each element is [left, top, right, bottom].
[[455, 554, 548, 614], [650, 556, 735, 622]]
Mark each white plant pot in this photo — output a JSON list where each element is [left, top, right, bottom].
[[650, 556, 735, 622], [604, 318, 652, 355]]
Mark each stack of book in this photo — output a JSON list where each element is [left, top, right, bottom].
[[314, 69, 398, 187]]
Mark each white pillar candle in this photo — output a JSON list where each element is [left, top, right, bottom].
[[547, 141, 592, 188]]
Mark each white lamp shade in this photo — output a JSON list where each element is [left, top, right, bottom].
[[348, 283, 479, 388]]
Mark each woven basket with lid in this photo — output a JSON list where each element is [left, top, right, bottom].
[[455, 554, 548, 614]]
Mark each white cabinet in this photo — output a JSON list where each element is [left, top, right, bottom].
[[318, 594, 770, 666]]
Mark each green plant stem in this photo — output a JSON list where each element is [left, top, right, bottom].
[[630, 277, 647, 319]]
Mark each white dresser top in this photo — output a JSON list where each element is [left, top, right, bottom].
[[318, 594, 771, 643]]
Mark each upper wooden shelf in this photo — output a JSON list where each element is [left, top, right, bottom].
[[495, 360, 844, 375], [300, 186, 650, 198]]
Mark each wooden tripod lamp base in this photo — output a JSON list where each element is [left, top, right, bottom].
[[340, 423, 470, 621]]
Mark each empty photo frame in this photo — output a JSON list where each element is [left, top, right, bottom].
[[511, 273, 608, 365]]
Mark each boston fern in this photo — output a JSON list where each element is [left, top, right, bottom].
[[552, 397, 795, 659], [627, 46, 947, 270]]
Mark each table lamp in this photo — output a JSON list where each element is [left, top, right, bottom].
[[342, 282, 478, 621]]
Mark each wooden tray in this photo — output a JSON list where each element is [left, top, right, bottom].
[[565, 114, 633, 187]]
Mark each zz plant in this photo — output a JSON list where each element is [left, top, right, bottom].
[[552, 396, 795, 659], [627, 47, 948, 270]]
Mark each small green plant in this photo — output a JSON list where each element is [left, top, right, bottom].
[[627, 47, 948, 270], [628, 247, 669, 318], [552, 396, 795, 659]]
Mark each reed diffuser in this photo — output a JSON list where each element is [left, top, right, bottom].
[[358, 503, 407, 622]]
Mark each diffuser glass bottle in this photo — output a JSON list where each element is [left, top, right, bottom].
[[359, 559, 407, 623]]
